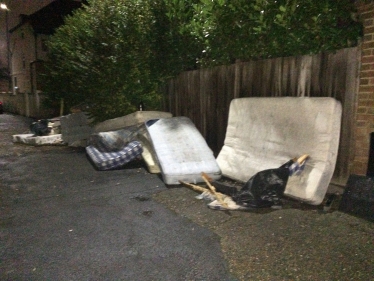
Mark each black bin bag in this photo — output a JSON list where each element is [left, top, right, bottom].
[[232, 160, 292, 208], [212, 156, 307, 209], [30, 119, 51, 136]]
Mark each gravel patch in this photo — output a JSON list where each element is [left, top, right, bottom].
[[153, 185, 374, 280]]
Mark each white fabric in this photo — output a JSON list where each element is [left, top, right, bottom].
[[216, 97, 342, 205], [146, 117, 221, 185], [12, 134, 64, 146], [196, 191, 250, 211]]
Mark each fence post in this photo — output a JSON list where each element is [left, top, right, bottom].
[[234, 59, 241, 98], [60, 98, 64, 116]]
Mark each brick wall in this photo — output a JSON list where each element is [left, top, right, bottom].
[[0, 79, 9, 93], [0, 92, 57, 119], [354, 1, 374, 175]]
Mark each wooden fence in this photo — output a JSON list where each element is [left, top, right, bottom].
[[163, 46, 360, 184]]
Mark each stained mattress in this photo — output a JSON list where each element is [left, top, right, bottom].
[[86, 140, 143, 170], [146, 117, 221, 185], [88, 126, 161, 173], [216, 97, 342, 205]]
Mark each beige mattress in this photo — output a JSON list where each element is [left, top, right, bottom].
[[216, 97, 342, 205]]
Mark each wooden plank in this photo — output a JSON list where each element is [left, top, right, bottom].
[[310, 53, 322, 96], [297, 55, 312, 97], [333, 47, 361, 184], [272, 57, 283, 96]]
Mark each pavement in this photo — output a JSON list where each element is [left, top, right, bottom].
[[1, 113, 374, 281]]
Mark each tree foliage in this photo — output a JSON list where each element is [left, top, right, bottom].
[[44, 0, 362, 121], [45, 0, 164, 122], [187, 0, 362, 66]]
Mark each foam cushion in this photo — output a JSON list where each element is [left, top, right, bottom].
[[216, 97, 342, 205], [146, 117, 221, 185]]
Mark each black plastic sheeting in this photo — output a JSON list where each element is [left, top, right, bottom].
[[212, 159, 295, 208], [30, 119, 51, 136]]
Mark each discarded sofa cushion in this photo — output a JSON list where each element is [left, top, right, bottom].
[[216, 97, 342, 205], [146, 117, 221, 185], [86, 140, 143, 170]]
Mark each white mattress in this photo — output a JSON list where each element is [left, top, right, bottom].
[[12, 134, 64, 146], [146, 117, 221, 185], [216, 97, 342, 205]]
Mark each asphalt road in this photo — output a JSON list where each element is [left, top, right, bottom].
[[0, 114, 236, 281]]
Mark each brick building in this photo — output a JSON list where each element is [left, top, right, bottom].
[[354, 0, 374, 175], [9, 0, 82, 95]]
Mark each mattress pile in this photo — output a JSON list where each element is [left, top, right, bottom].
[[86, 116, 221, 181]]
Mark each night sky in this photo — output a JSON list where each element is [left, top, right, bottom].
[[0, 0, 54, 67]]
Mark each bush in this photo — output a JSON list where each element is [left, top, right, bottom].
[[44, 0, 164, 122], [188, 0, 362, 66]]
